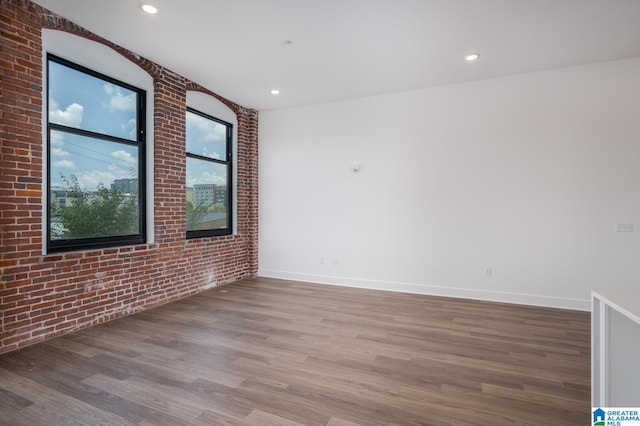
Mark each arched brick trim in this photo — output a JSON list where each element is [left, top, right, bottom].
[[0, 0, 259, 353], [23, 2, 160, 80], [185, 82, 242, 116]]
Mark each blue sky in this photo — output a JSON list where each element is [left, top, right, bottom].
[[185, 110, 228, 188], [186, 157, 227, 189], [49, 60, 228, 191], [49, 60, 139, 191]]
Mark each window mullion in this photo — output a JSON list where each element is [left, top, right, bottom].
[[46, 55, 146, 253]]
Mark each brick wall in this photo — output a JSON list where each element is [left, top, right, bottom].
[[0, 0, 259, 353]]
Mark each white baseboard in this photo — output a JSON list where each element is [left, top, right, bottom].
[[258, 269, 591, 311]]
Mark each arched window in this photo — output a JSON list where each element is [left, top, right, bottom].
[[43, 30, 154, 252], [186, 92, 237, 238]]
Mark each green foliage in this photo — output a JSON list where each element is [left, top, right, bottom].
[[186, 201, 209, 231], [211, 202, 225, 213], [54, 175, 138, 240]]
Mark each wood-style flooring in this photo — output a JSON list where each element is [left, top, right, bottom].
[[0, 277, 591, 425]]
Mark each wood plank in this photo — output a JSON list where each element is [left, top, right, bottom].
[[242, 409, 307, 426], [0, 277, 590, 425], [0, 369, 130, 426]]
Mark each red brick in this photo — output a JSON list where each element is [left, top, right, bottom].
[[0, 0, 258, 354]]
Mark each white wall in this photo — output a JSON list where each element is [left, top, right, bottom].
[[259, 58, 640, 310]]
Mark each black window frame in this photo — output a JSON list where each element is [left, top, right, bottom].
[[186, 107, 233, 239], [46, 54, 147, 253]]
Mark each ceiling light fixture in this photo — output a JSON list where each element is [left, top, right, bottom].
[[270, 89, 280, 95], [465, 53, 480, 62], [140, 4, 158, 14]]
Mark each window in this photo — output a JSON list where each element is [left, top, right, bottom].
[[47, 54, 146, 252], [186, 108, 232, 238]]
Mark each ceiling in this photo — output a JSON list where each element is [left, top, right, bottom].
[[32, 0, 640, 111]]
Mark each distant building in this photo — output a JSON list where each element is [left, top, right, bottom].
[[50, 187, 70, 208], [194, 184, 227, 207], [111, 178, 138, 194], [194, 184, 214, 206], [50, 187, 100, 209], [214, 186, 227, 205]]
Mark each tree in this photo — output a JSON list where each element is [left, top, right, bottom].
[[211, 202, 225, 213], [186, 201, 209, 230], [53, 175, 138, 239]]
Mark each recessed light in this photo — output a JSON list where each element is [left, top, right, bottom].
[[465, 53, 480, 61], [270, 89, 280, 95], [140, 4, 158, 14]]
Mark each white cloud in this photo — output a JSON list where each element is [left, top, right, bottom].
[[111, 150, 137, 166], [49, 132, 70, 159], [108, 150, 138, 178], [121, 118, 137, 140], [187, 112, 226, 146], [202, 147, 221, 160], [49, 99, 83, 127], [201, 129, 225, 145], [49, 122, 71, 157], [104, 83, 136, 111], [51, 147, 69, 157], [50, 131, 64, 147], [187, 171, 226, 187], [75, 171, 117, 191], [53, 160, 76, 169]]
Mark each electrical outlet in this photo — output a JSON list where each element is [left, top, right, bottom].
[[615, 223, 634, 233]]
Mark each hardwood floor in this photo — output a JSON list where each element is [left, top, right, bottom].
[[0, 277, 590, 425]]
